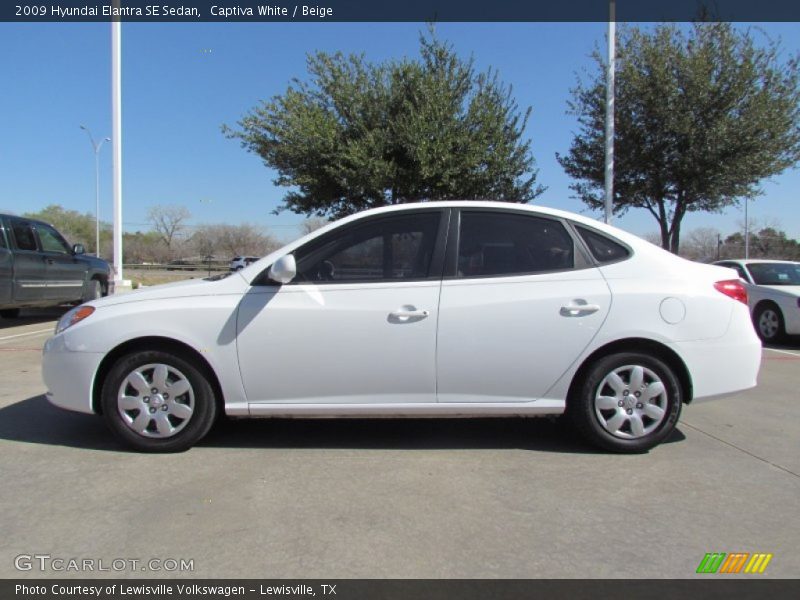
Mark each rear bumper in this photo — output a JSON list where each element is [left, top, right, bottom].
[[671, 308, 762, 401], [42, 334, 103, 414]]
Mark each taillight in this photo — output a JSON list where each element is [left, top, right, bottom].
[[714, 279, 748, 305]]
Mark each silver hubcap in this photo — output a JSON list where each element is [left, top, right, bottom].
[[759, 310, 779, 339], [117, 363, 195, 438], [594, 365, 668, 439]]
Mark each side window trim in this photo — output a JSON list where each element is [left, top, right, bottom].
[[443, 208, 591, 280], [9, 218, 40, 253], [0, 218, 9, 249], [252, 208, 450, 286], [33, 223, 72, 255], [571, 223, 633, 266]]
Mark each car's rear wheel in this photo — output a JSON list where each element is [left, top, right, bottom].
[[569, 352, 682, 453], [100, 350, 218, 452], [754, 303, 785, 344], [0, 308, 21, 319]]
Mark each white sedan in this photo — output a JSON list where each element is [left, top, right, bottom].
[[714, 259, 800, 343], [43, 202, 761, 453]]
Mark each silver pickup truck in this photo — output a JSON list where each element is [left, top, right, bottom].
[[0, 213, 112, 318]]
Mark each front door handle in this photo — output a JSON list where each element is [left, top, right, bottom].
[[390, 306, 430, 320], [560, 299, 601, 317]]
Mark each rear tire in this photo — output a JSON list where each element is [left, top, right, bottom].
[[100, 350, 218, 452], [0, 308, 21, 319], [753, 303, 785, 344], [568, 352, 682, 453]]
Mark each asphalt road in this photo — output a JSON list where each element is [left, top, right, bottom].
[[1, 308, 798, 579]]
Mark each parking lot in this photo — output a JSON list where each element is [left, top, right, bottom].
[[1, 309, 798, 579]]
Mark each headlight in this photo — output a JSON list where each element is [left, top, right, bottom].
[[55, 305, 95, 334]]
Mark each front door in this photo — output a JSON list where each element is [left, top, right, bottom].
[[236, 210, 446, 404], [33, 222, 87, 302]]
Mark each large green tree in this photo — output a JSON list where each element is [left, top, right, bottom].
[[558, 23, 800, 253], [226, 33, 543, 218]]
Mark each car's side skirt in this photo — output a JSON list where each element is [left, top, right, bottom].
[[239, 400, 565, 418]]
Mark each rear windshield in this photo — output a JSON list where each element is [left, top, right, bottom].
[[747, 262, 800, 286]]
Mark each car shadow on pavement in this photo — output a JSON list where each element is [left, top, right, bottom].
[[201, 415, 687, 454], [0, 307, 69, 330], [764, 335, 800, 351], [0, 395, 119, 451], [0, 395, 686, 454]]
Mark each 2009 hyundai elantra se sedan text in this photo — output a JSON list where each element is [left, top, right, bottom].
[[42, 202, 762, 453]]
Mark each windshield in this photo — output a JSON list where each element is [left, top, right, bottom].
[[746, 262, 800, 286]]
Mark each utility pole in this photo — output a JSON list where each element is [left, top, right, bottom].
[[604, 0, 616, 224], [111, 14, 124, 287]]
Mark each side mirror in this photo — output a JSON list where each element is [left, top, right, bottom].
[[268, 254, 296, 284], [72, 244, 86, 255]]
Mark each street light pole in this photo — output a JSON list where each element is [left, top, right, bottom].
[[744, 198, 750, 259], [80, 125, 110, 257]]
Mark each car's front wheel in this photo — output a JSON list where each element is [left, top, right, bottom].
[[753, 303, 785, 344], [82, 278, 104, 303], [100, 350, 218, 452], [568, 352, 682, 453]]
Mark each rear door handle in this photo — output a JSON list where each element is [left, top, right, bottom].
[[560, 300, 601, 317], [390, 307, 430, 320]]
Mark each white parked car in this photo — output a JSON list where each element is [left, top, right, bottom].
[[714, 259, 800, 343], [43, 202, 761, 453], [229, 256, 260, 271]]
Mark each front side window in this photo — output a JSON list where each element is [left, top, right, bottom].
[[10, 220, 38, 251], [294, 212, 441, 284], [457, 212, 574, 278], [36, 224, 71, 254]]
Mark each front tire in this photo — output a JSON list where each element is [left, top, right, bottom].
[[83, 278, 103, 303], [101, 350, 218, 452], [754, 303, 785, 344], [568, 352, 682, 453]]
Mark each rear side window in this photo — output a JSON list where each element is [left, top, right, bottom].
[[576, 226, 630, 264], [0, 224, 7, 249], [11, 220, 38, 251], [457, 212, 575, 278]]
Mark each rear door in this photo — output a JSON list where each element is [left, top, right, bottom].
[[33, 222, 87, 302], [436, 210, 611, 403], [7, 218, 47, 303]]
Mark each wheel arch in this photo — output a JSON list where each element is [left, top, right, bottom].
[[752, 298, 782, 319], [567, 337, 694, 406], [88, 272, 109, 295], [92, 336, 225, 415]]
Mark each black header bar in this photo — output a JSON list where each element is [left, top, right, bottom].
[[4, 1, 800, 23]]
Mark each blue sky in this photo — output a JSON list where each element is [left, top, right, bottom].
[[1, 21, 799, 242]]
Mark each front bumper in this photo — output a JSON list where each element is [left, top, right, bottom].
[[42, 335, 104, 414]]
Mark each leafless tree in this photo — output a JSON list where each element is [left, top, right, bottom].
[[146, 205, 192, 253]]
